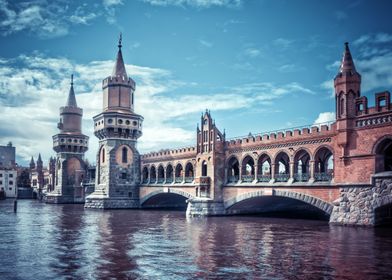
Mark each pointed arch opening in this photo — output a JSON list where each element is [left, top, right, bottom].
[[374, 137, 392, 173], [150, 166, 157, 183], [274, 151, 290, 182], [165, 164, 173, 184], [122, 146, 128, 163], [202, 160, 208, 176], [314, 147, 333, 181], [175, 163, 183, 183], [294, 149, 310, 182], [257, 154, 271, 182], [157, 165, 164, 183], [241, 155, 255, 183], [227, 156, 240, 183], [142, 166, 149, 184], [184, 162, 194, 183]]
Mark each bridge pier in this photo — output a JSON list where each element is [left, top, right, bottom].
[[330, 172, 392, 226], [186, 198, 225, 217]]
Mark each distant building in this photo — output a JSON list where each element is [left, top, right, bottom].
[[0, 142, 17, 198]]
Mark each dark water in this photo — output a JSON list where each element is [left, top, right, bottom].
[[1, 200, 392, 280]]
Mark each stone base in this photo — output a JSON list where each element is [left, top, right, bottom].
[[45, 193, 84, 204], [85, 192, 139, 209], [186, 198, 226, 217]]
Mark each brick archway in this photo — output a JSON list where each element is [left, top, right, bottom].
[[224, 189, 333, 215], [140, 189, 195, 206]]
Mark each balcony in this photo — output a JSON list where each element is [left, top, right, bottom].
[[274, 173, 290, 182], [257, 174, 271, 182]]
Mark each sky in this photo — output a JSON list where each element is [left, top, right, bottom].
[[1, 0, 392, 166]]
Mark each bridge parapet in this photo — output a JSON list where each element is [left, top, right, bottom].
[[141, 146, 196, 163]]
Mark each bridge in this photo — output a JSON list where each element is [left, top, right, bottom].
[[138, 43, 392, 226]]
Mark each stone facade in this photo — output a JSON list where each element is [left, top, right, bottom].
[[85, 35, 143, 209], [46, 76, 89, 204]]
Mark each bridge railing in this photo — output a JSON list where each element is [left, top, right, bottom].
[[241, 175, 255, 182], [157, 178, 164, 184], [174, 177, 183, 183], [314, 172, 332, 182], [166, 177, 173, 184], [150, 178, 156, 184], [294, 173, 310, 182], [228, 175, 239, 183], [184, 177, 194, 183], [274, 173, 290, 182], [257, 174, 271, 182]]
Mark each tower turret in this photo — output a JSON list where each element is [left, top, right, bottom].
[[30, 156, 35, 170]]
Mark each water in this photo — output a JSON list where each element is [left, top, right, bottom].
[[1, 200, 392, 280]]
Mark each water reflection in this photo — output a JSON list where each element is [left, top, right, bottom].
[[1, 200, 392, 279]]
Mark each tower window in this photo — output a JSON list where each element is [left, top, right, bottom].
[[102, 148, 105, 163], [122, 172, 127, 179], [379, 98, 386, 107], [202, 161, 208, 176], [122, 147, 128, 163], [340, 98, 345, 116]]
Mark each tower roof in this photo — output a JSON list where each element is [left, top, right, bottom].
[[66, 74, 77, 107], [30, 156, 35, 165], [112, 33, 128, 78], [37, 153, 42, 164], [338, 42, 357, 75]]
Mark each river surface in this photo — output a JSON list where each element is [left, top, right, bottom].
[[0, 200, 392, 280]]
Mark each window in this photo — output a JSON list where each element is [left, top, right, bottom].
[[101, 148, 105, 163], [340, 98, 345, 116], [0, 174, 3, 177], [379, 98, 386, 107], [122, 172, 127, 179], [202, 161, 208, 176], [9, 188, 12, 191], [122, 147, 128, 163], [9, 181, 13, 185], [118, 119, 123, 124], [0, 181, 2, 185], [128, 192, 132, 198]]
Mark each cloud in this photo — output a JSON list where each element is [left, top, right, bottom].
[[277, 64, 298, 73], [244, 48, 261, 58], [273, 38, 294, 49], [199, 39, 213, 48], [313, 112, 335, 125], [140, 0, 242, 8], [0, 53, 314, 166], [102, 0, 123, 24]]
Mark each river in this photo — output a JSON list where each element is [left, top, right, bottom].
[[0, 200, 391, 280]]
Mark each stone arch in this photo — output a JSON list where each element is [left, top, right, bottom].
[[257, 153, 272, 181], [294, 148, 311, 182], [241, 154, 255, 182], [150, 165, 157, 183], [175, 163, 184, 183], [314, 145, 334, 181], [165, 163, 174, 183], [140, 189, 195, 206], [225, 190, 333, 215], [373, 135, 392, 173], [157, 165, 165, 183], [273, 150, 290, 182], [142, 166, 149, 183], [227, 155, 240, 183]]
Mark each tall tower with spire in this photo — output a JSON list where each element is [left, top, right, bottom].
[[46, 75, 89, 204], [334, 42, 361, 158], [85, 34, 143, 209]]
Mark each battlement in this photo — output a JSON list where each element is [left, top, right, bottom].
[[102, 76, 135, 89], [225, 122, 336, 149], [141, 146, 197, 162], [354, 91, 391, 116]]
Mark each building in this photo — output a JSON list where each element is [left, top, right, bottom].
[[46, 75, 89, 204], [85, 35, 143, 209], [0, 142, 17, 198]]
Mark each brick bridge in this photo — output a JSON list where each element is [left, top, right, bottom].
[[138, 43, 392, 226]]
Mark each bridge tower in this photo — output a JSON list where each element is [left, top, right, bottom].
[[85, 35, 143, 209], [46, 75, 89, 204], [334, 42, 361, 158], [186, 110, 226, 216]]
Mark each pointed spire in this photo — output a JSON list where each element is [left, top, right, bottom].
[[37, 153, 42, 164], [112, 33, 128, 77], [338, 42, 357, 75], [30, 156, 35, 165], [66, 74, 77, 107]]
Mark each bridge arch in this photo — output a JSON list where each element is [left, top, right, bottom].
[[227, 155, 240, 183], [294, 148, 311, 182], [140, 189, 195, 208], [241, 154, 255, 182], [225, 189, 333, 216], [273, 150, 290, 182]]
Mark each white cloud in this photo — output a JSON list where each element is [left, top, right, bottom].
[[273, 38, 293, 49], [140, 0, 242, 8], [321, 79, 335, 98], [244, 48, 261, 58], [199, 39, 213, 48], [313, 112, 335, 125]]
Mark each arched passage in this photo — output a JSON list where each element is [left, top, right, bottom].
[[140, 189, 194, 210], [241, 155, 255, 182], [157, 165, 164, 183], [227, 156, 240, 183], [274, 151, 290, 182], [257, 154, 272, 182], [225, 190, 333, 220], [314, 147, 333, 181], [175, 163, 183, 183], [184, 162, 194, 183], [294, 149, 310, 182], [374, 137, 392, 173], [142, 166, 149, 184], [150, 166, 157, 183], [166, 164, 174, 183]]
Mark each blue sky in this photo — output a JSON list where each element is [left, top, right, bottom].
[[1, 0, 392, 166]]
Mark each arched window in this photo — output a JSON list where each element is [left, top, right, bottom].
[[314, 147, 334, 181], [241, 155, 255, 182], [227, 157, 239, 183], [294, 149, 311, 182], [340, 98, 345, 116], [375, 138, 392, 172], [274, 152, 290, 182], [122, 147, 128, 163], [202, 161, 207, 176]]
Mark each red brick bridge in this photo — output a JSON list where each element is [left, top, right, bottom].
[[139, 43, 392, 226]]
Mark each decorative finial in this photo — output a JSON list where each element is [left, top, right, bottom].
[[118, 32, 122, 49], [71, 74, 74, 86], [344, 42, 349, 50]]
